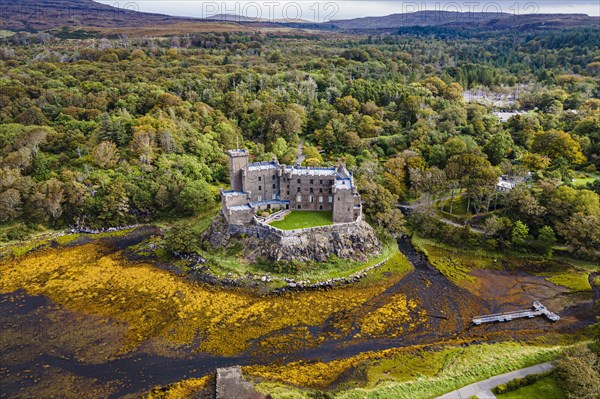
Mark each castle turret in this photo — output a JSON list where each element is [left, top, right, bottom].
[[228, 149, 248, 192]]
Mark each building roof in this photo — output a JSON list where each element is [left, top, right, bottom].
[[249, 199, 290, 207], [229, 204, 252, 211], [222, 190, 247, 196], [243, 157, 355, 187], [497, 181, 515, 190], [285, 166, 338, 177], [247, 161, 279, 171], [335, 178, 353, 190], [228, 149, 248, 156]]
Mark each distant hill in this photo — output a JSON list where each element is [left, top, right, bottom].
[[204, 14, 310, 24], [328, 10, 600, 31], [0, 0, 206, 31]]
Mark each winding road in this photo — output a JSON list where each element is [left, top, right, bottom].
[[436, 362, 554, 399]]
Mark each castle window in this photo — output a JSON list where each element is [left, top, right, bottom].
[[319, 188, 323, 193], [297, 205, 302, 209], [309, 195, 314, 203], [258, 185, 262, 191], [297, 179, 301, 184], [272, 184, 276, 189], [310, 179, 313, 184], [319, 179, 323, 184], [329, 180, 334, 185], [287, 185, 289, 189], [310, 187, 313, 193], [319, 196, 323, 203], [287, 191, 290, 195], [329, 188, 332, 193], [258, 195, 262, 201], [297, 187, 301, 192], [272, 194, 277, 200], [258, 176, 262, 181], [273, 174, 276, 180], [319, 205, 323, 210], [328, 196, 333, 203], [296, 195, 302, 202]]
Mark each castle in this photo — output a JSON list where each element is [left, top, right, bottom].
[[220, 149, 362, 226]]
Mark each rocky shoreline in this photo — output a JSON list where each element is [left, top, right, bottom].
[[186, 256, 391, 295]]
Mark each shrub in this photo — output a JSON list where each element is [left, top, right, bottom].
[[493, 371, 555, 394], [5, 224, 31, 241], [164, 224, 203, 255], [494, 384, 508, 394]]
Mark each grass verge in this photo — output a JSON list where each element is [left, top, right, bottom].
[[497, 376, 565, 399], [248, 341, 567, 399]]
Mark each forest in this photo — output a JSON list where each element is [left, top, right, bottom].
[[0, 27, 599, 256]]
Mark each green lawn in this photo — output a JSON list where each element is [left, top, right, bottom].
[[439, 193, 469, 215], [497, 376, 565, 399], [270, 211, 333, 230], [572, 172, 600, 187]]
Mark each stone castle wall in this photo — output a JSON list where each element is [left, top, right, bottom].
[[222, 214, 379, 262], [225, 149, 361, 223], [229, 214, 363, 243]]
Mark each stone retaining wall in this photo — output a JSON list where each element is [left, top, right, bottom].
[[231, 215, 363, 244]]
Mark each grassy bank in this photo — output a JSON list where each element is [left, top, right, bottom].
[[247, 342, 567, 399], [412, 235, 593, 293]]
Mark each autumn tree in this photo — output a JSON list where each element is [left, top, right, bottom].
[[531, 130, 586, 165], [91, 141, 119, 169]]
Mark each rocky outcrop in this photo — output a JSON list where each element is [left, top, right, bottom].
[[203, 214, 381, 263], [245, 219, 380, 262]]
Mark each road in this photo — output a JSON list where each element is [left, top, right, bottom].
[[436, 362, 554, 399]]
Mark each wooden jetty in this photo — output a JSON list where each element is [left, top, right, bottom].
[[473, 301, 559, 325]]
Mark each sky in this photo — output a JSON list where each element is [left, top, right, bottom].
[[95, 1, 600, 22]]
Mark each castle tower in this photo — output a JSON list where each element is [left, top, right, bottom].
[[332, 165, 356, 223], [333, 185, 355, 223], [228, 149, 248, 192]]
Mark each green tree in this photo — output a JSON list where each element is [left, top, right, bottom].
[[179, 180, 215, 215], [555, 346, 600, 399], [511, 220, 529, 246], [558, 213, 600, 256], [484, 132, 514, 165], [359, 179, 404, 236], [164, 224, 202, 255], [537, 225, 556, 256]]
